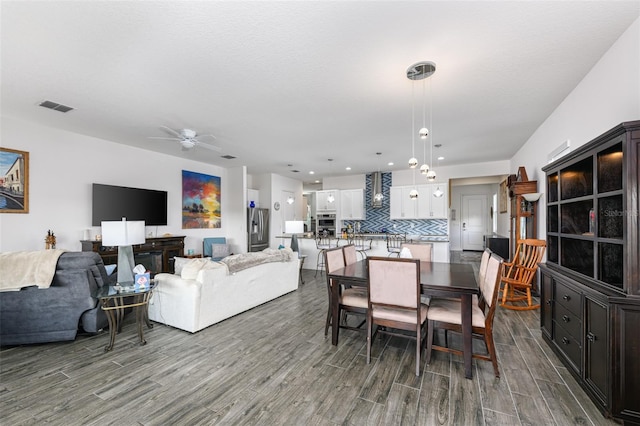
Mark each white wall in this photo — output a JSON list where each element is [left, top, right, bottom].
[[391, 160, 510, 186], [323, 174, 365, 190], [511, 17, 640, 242], [0, 116, 233, 254]]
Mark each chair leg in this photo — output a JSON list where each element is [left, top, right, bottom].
[[426, 320, 434, 364], [484, 332, 500, 378], [324, 304, 331, 336], [366, 315, 372, 364], [416, 325, 421, 376]]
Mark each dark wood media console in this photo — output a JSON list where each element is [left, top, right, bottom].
[[81, 236, 185, 274]]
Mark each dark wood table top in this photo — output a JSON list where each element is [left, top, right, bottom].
[[328, 260, 478, 296]]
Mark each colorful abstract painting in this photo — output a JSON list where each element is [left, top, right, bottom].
[[182, 170, 221, 229]]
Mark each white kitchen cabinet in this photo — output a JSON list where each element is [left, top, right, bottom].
[[390, 186, 419, 219], [340, 189, 364, 220], [417, 183, 448, 218], [316, 190, 338, 212]]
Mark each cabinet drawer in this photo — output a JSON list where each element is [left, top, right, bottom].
[[554, 322, 582, 372], [555, 281, 581, 315], [555, 303, 582, 342]]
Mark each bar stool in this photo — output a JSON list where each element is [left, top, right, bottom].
[[315, 233, 334, 277]]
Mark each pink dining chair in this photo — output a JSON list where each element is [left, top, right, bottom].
[[324, 246, 367, 338], [342, 244, 358, 266], [400, 243, 433, 262], [425, 252, 504, 377], [366, 256, 427, 376]]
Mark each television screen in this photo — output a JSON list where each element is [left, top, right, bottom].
[[92, 183, 168, 226]]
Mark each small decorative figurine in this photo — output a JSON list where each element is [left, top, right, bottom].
[[45, 230, 57, 249]]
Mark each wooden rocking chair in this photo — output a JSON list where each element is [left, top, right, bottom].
[[500, 239, 546, 310]]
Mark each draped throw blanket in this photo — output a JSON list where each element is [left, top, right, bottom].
[[221, 248, 295, 274], [0, 249, 66, 291]]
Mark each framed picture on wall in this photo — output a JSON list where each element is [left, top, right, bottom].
[[182, 170, 221, 229], [499, 179, 508, 213], [0, 147, 29, 213]]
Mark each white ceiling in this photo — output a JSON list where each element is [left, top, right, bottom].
[[2, 1, 639, 183]]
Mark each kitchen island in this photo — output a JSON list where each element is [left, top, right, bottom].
[[276, 234, 450, 269]]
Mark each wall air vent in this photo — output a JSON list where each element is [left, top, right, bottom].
[[39, 100, 74, 113], [221, 155, 236, 159]]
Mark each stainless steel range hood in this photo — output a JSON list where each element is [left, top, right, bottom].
[[370, 172, 383, 208]]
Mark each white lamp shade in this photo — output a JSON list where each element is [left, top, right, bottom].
[[522, 193, 543, 202], [285, 220, 304, 234], [101, 220, 146, 246]]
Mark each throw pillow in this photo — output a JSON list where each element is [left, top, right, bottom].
[[181, 258, 212, 280], [173, 257, 190, 275], [196, 261, 228, 283], [210, 244, 231, 260]]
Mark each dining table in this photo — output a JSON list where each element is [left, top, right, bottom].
[[327, 259, 479, 379]]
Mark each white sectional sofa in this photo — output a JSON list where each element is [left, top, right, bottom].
[[148, 248, 299, 333]]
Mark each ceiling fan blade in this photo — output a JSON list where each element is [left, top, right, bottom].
[[160, 126, 184, 139], [196, 141, 222, 152], [148, 136, 180, 141], [196, 133, 216, 140]]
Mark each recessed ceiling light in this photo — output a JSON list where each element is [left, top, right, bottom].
[[388, 162, 394, 166], [346, 167, 351, 171], [315, 180, 320, 183], [437, 156, 445, 160], [309, 171, 315, 175]]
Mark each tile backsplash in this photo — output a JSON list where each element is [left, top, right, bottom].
[[343, 172, 448, 235]]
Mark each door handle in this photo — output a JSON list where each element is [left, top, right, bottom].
[[462, 222, 466, 230]]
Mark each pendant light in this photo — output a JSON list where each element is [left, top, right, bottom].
[[433, 153, 444, 197], [407, 61, 436, 181]]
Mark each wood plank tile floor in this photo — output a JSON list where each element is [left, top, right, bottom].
[[0, 252, 616, 425]]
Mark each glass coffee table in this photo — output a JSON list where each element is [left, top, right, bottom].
[[95, 282, 155, 352]]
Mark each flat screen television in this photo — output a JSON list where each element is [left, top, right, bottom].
[[92, 183, 168, 226]]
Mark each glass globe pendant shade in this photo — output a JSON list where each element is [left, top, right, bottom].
[[409, 189, 419, 200], [426, 170, 437, 181], [419, 163, 429, 175], [419, 127, 429, 139], [408, 157, 418, 168], [433, 187, 444, 198]]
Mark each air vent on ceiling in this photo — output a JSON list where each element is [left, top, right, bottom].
[[39, 100, 74, 113], [221, 155, 236, 160], [290, 170, 300, 173]]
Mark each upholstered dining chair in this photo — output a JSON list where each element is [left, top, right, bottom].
[[386, 233, 406, 257], [400, 243, 433, 262], [342, 244, 358, 266], [500, 239, 546, 310], [366, 256, 427, 376], [425, 252, 503, 377], [324, 246, 368, 338]]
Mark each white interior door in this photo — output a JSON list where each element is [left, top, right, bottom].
[[462, 195, 487, 251]]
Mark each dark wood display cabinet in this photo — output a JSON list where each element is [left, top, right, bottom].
[[81, 236, 185, 274], [540, 120, 639, 425]]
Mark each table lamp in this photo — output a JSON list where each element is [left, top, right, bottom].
[[285, 220, 304, 254], [101, 218, 146, 283]]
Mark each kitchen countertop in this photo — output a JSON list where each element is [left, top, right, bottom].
[[277, 234, 449, 242]]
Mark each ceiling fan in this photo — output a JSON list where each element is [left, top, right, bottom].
[[149, 126, 221, 152]]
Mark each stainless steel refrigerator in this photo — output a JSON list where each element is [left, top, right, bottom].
[[248, 208, 269, 252]]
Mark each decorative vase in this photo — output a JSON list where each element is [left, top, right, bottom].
[[249, 200, 255, 208]]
